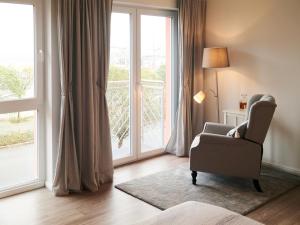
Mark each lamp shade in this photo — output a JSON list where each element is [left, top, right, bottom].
[[202, 47, 229, 68], [193, 91, 206, 104]]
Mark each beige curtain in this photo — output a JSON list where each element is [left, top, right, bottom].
[[53, 0, 113, 196], [166, 0, 206, 156]]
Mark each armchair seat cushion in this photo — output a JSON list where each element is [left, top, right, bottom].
[[203, 122, 234, 135]]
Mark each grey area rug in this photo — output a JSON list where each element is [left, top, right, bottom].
[[115, 164, 300, 215]]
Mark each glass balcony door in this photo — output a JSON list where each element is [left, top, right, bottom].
[[139, 13, 174, 155], [108, 8, 136, 164], [109, 6, 177, 165]]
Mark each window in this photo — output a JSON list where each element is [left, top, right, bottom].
[[140, 14, 172, 153], [0, 1, 44, 195], [108, 6, 178, 165], [108, 12, 131, 160]]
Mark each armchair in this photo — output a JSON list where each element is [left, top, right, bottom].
[[190, 94, 277, 192]]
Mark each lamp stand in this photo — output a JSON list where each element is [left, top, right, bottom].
[[215, 71, 220, 123], [209, 71, 220, 123]]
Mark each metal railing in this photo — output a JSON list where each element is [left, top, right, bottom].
[[106, 80, 164, 149]]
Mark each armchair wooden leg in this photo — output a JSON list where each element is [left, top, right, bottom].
[[191, 171, 197, 185], [253, 179, 263, 192]]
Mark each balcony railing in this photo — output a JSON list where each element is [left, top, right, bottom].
[[140, 80, 165, 151], [106, 80, 165, 155]]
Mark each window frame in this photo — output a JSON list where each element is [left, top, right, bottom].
[[0, 0, 45, 198]]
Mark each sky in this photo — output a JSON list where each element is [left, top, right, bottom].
[[110, 12, 170, 66], [0, 3, 34, 67]]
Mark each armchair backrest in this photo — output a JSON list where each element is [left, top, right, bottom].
[[245, 94, 277, 144]]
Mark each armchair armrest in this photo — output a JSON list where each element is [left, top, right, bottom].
[[203, 122, 234, 135]]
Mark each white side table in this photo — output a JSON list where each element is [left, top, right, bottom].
[[223, 110, 246, 126]]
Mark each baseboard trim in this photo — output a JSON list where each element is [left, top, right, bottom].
[[0, 181, 44, 199], [263, 161, 300, 176]]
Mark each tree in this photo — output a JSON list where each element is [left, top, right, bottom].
[[108, 65, 129, 81], [0, 65, 33, 120], [156, 65, 166, 81]]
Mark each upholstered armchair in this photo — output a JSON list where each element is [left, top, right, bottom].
[[190, 94, 277, 192]]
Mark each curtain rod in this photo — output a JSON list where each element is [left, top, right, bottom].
[[113, 1, 179, 11]]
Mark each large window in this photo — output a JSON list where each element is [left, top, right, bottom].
[[0, 1, 44, 196], [108, 6, 177, 164]]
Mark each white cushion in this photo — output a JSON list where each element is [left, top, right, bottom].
[[226, 121, 248, 139], [190, 134, 201, 149]]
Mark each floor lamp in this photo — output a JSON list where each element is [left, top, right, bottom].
[[194, 47, 230, 123]]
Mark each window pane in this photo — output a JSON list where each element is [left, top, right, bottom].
[[141, 15, 172, 152], [0, 3, 34, 101], [0, 111, 37, 190], [108, 13, 131, 160]]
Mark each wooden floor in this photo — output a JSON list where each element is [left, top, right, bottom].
[[0, 154, 299, 225]]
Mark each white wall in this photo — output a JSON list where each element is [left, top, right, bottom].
[[205, 0, 300, 173]]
